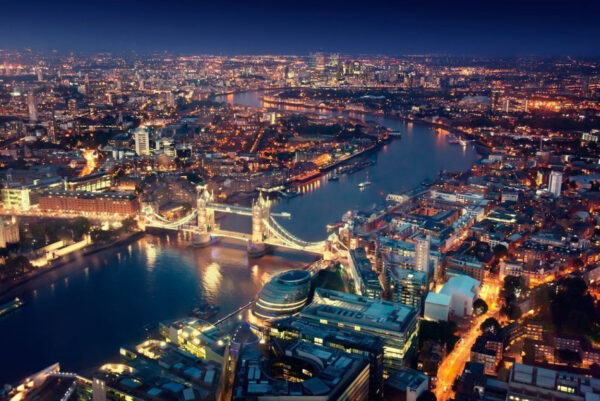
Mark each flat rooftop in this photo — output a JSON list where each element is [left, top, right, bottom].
[[301, 288, 417, 333]]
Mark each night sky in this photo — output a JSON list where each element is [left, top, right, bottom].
[[0, 0, 598, 55]]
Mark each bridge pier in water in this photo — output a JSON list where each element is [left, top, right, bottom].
[[144, 186, 327, 257]]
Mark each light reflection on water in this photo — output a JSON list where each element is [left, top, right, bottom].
[[0, 235, 315, 383]]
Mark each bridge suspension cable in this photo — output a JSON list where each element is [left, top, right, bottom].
[[264, 215, 326, 251]]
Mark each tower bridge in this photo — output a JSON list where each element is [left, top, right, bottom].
[[142, 186, 328, 256]]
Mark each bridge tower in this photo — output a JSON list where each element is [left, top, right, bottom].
[[194, 185, 215, 246], [249, 192, 271, 257]]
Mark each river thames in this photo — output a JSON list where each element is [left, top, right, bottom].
[[0, 91, 479, 383]]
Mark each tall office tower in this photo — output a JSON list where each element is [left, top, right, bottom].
[[48, 120, 57, 144], [330, 52, 340, 66], [166, 91, 175, 108], [309, 52, 326, 72], [536, 170, 545, 187], [414, 235, 430, 274], [68, 98, 77, 115], [387, 267, 428, 311], [548, 171, 563, 197], [504, 98, 510, 113], [27, 93, 38, 122], [36, 67, 43, 82], [134, 127, 150, 156]]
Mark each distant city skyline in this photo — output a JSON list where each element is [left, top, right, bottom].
[[0, 0, 599, 55]]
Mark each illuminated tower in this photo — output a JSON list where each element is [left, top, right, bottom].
[[196, 186, 215, 233], [248, 192, 271, 257], [251, 193, 271, 243], [548, 171, 563, 197], [414, 235, 430, 274], [134, 127, 150, 156], [28, 92, 38, 122]]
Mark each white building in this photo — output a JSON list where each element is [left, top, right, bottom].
[[548, 171, 563, 197], [134, 127, 150, 156], [424, 292, 451, 321], [424, 274, 480, 321]]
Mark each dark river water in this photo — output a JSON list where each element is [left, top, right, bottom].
[[0, 91, 479, 383]]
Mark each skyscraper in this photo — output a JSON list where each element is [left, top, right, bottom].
[[548, 171, 563, 197], [415, 235, 430, 274], [134, 127, 150, 156], [27, 93, 37, 122]]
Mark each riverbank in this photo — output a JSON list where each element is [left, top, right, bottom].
[[0, 231, 144, 302], [257, 91, 489, 156]]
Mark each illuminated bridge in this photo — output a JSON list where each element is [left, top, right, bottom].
[[142, 186, 328, 255]]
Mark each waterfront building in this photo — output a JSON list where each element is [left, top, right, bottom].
[[159, 317, 225, 363], [79, 340, 221, 401], [548, 171, 563, 197], [134, 127, 151, 156], [386, 267, 428, 312], [267, 316, 385, 400], [1, 178, 63, 211], [348, 247, 383, 298], [38, 190, 139, 216], [301, 288, 419, 375], [0, 217, 19, 248], [252, 269, 311, 320], [231, 338, 370, 401], [64, 172, 111, 192]]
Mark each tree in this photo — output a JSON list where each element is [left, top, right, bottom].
[[473, 298, 488, 316], [493, 244, 508, 259], [121, 217, 138, 232], [72, 217, 91, 240], [417, 391, 437, 401], [556, 349, 582, 366], [480, 317, 501, 335], [419, 320, 459, 351], [501, 275, 525, 303]]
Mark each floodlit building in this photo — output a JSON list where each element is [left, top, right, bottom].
[[134, 127, 151, 156], [159, 317, 225, 363], [301, 288, 419, 375], [386, 267, 428, 312], [424, 274, 480, 321], [414, 235, 430, 273], [267, 316, 385, 400], [348, 247, 383, 298], [0, 217, 19, 248], [548, 171, 563, 197], [253, 269, 311, 320], [78, 340, 221, 401], [231, 338, 371, 401]]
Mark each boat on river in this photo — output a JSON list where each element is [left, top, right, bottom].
[[190, 302, 220, 320], [0, 297, 24, 317]]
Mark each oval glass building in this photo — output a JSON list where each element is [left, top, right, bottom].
[[253, 270, 312, 320]]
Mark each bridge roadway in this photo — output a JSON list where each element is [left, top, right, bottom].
[[207, 202, 290, 218]]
